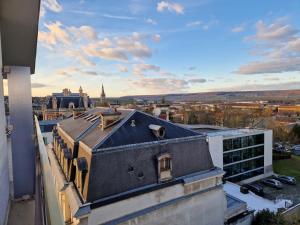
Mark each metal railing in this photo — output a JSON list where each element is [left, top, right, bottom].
[[34, 116, 65, 225]]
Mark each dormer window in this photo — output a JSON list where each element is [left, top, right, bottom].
[[74, 158, 88, 195], [157, 153, 172, 182]]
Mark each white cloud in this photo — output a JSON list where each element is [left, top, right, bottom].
[[57, 67, 98, 77], [231, 25, 245, 33], [237, 18, 300, 74], [236, 57, 300, 74], [32, 83, 49, 88], [67, 25, 98, 41], [186, 21, 203, 27], [131, 77, 188, 94], [157, 1, 184, 14], [251, 19, 298, 41], [209, 81, 300, 92], [188, 78, 207, 83], [40, 0, 62, 17], [146, 18, 157, 25], [38, 21, 70, 47], [152, 34, 161, 42], [38, 22, 158, 64], [116, 64, 128, 73], [133, 63, 160, 76]]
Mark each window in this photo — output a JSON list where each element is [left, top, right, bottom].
[[157, 153, 172, 182], [74, 157, 88, 195]]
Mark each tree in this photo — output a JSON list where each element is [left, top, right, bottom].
[[290, 124, 300, 141], [252, 209, 288, 225]]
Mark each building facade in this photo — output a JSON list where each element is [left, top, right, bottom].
[[207, 129, 273, 183], [42, 87, 92, 120], [50, 107, 227, 225]]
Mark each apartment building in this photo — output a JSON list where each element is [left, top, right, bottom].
[[50, 107, 226, 225]]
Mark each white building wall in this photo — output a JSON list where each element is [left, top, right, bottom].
[[0, 30, 10, 225], [264, 130, 273, 174], [208, 135, 223, 168], [119, 187, 226, 225]]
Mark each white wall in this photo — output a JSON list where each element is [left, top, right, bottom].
[[0, 30, 10, 225], [208, 135, 223, 168], [119, 187, 226, 225], [264, 130, 273, 174]]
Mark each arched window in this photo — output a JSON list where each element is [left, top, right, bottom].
[[157, 153, 172, 182], [69, 102, 75, 109]]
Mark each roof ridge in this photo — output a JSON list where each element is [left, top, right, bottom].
[[92, 110, 137, 150], [136, 110, 200, 135]]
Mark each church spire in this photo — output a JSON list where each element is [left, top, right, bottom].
[[79, 86, 83, 96], [100, 84, 106, 104]]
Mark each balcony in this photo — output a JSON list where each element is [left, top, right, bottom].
[[5, 117, 65, 225]]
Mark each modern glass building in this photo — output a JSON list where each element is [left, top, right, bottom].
[[223, 133, 265, 182], [205, 129, 273, 183]]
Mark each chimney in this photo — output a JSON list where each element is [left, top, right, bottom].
[[99, 110, 121, 130]]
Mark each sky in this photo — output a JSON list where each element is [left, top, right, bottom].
[[7, 0, 300, 97]]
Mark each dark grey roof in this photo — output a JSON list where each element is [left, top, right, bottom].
[[79, 110, 200, 150], [94, 111, 200, 150], [58, 107, 132, 141], [46, 95, 92, 109]]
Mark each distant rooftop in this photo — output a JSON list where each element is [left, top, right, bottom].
[[207, 128, 267, 138], [179, 124, 268, 137]]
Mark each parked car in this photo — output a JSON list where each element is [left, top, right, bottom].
[[261, 179, 283, 189], [292, 145, 300, 156], [273, 175, 296, 185], [274, 144, 289, 152], [242, 183, 264, 196]]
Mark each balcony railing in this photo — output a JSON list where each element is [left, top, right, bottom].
[[34, 116, 65, 225]]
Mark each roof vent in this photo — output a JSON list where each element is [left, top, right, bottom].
[[149, 124, 165, 139], [131, 120, 136, 127]]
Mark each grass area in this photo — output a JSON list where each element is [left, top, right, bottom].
[[273, 155, 300, 181]]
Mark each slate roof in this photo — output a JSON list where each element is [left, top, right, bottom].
[[77, 110, 200, 150], [46, 94, 92, 109], [58, 107, 132, 141]]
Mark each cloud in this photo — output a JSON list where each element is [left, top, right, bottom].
[[64, 49, 96, 66], [188, 78, 207, 83], [251, 19, 298, 41], [32, 83, 49, 88], [152, 34, 161, 42], [133, 63, 160, 76], [57, 67, 99, 77], [157, 1, 184, 14], [209, 81, 300, 92], [264, 77, 280, 81], [146, 18, 157, 25], [116, 64, 128, 73], [39, 22, 157, 64], [38, 21, 70, 47], [188, 66, 196, 70], [186, 21, 203, 27], [236, 18, 300, 74], [40, 0, 62, 17], [236, 57, 300, 74], [101, 14, 137, 20], [131, 77, 188, 94], [67, 25, 98, 41], [231, 25, 245, 33]]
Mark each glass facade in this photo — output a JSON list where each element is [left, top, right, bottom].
[[223, 133, 265, 182], [223, 134, 264, 152]]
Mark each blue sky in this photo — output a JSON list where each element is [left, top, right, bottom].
[[19, 0, 300, 97]]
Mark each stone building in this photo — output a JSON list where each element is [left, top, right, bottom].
[[42, 87, 92, 120], [51, 107, 227, 225]]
